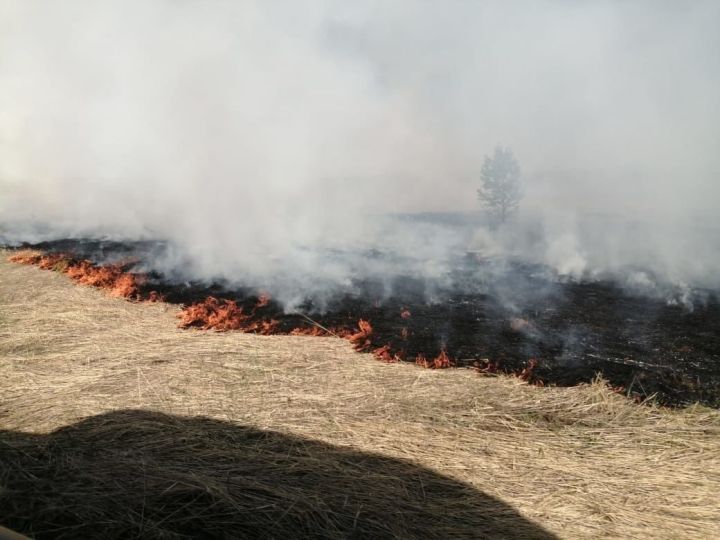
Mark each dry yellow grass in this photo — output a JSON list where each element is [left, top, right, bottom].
[[1, 251, 720, 538]]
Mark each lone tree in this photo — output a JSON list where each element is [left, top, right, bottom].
[[477, 146, 522, 224]]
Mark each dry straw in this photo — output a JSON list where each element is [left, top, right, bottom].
[[1, 252, 719, 538]]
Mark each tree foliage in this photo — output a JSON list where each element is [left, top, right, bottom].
[[477, 146, 522, 224]]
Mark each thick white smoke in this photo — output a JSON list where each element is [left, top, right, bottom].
[[1, 0, 719, 302]]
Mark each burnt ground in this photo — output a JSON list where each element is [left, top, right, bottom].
[[13, 238, 720, 407]]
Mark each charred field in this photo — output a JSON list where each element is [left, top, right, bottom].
[[11, 237, 720, 408]]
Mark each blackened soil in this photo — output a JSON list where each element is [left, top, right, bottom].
[[15, 239, 720, 407]]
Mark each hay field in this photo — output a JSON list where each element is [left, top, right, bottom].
[[1, 252, 719, 539]]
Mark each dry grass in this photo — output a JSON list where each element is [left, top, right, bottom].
[[1, 250, 720, 538]]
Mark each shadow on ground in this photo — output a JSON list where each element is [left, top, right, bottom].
[[0, 410, 556, 539]]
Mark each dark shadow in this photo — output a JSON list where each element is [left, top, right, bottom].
[[0, 410, 557, 539]]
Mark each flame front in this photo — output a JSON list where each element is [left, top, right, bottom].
[[7, 249, 541, 383]]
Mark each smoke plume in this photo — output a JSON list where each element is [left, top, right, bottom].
[[1, 1, 719, 305]]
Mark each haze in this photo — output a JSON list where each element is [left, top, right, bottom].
[[1, 0, 719, 302]]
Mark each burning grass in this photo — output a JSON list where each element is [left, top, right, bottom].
[[176, 300, 456, 370], [2, 251, 720, 539], [416, 349, 453, 369], [7, 245, 720, 405], [0, 249, 646, 390], [175, 296, 285, 335], [8, 249, 160, 302]]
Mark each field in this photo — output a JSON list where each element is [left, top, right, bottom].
[[9, 238, 720, 407], [2, 251, 720, 539]]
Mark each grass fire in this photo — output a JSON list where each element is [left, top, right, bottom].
[[3, 229, 720, 540], [5, 238, 720, 408], [2, 249, 720, 539], [8, 249, 464, 374], [8, 250, 152, 301], [2, 1, 720, 538]]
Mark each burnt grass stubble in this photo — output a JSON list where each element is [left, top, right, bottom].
[[15, 239, 720, 407]]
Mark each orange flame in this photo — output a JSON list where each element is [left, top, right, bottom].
[[251, 318, 280, 335], [177, 297, 249, 331], [348, 319, 373, 351], [415, 349, 452, 369], [10, 251, 66, 270], [177, 296, 284, 335], [8, 251, 152, 300], [65, 260, 142, 299], [146, 290, 165, 303], [290, 326, 327, 336], [10, 250, 550, 385], [373, 345, 397, 363], [8, 250, 42, 265]]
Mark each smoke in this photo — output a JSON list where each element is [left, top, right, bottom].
[[1, 0, 719, 304]]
